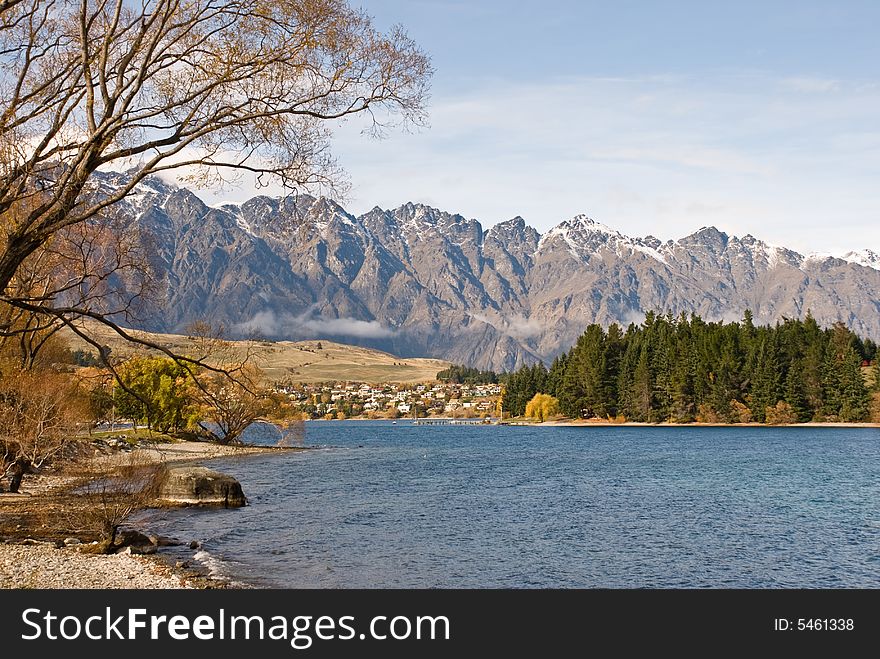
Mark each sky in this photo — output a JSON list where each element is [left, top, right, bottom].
[[218, 1, 880, 254]]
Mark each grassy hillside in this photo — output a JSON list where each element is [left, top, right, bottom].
[[61, 323, 449, 384]]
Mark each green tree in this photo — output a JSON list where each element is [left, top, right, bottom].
[[749, 334, 782, 422], [669, 318, 697, 422], [561, 324, 609, 418], [545, 355, 568, 399], [501, 363, 547, 417], [113, 357, 194, 434], [783, 361, 811, 423], [823, 323, 870, 421], [497, 311, 874, 426], [437, 365, 498, 384], [630, 344, 653, 422]]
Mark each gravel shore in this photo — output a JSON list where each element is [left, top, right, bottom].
[[0, 543, 188, 589], [0, 439, 292, 589]]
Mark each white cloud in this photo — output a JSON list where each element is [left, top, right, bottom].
[[299, 316, 397, 339], [233, 309, 396, 339], [234, 310, 282, 335], [506, 315, 543, 340], [471, 312, 542, 340]]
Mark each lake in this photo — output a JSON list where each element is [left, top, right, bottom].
[[141, 421, 880, 588]]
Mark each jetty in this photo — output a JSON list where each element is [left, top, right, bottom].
[[412, 418, 495, 426]]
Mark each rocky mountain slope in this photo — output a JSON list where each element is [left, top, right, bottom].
[[100, 173, 880, 370]]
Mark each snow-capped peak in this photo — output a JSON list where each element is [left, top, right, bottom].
[[739, 234, 791, 269], [311, 196, 356, 231], [538, 213, 667, 264], [804, 249, 880, 271], [839, 249, 880, 270]]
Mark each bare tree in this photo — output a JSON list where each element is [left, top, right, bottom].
[[0, 366, 84, 492], [71, 451, 164, 551], [192, 363, 264, 444], [185, 322, 264, 444], [0, 210, 154, 368], [0, 0, 431, 364]]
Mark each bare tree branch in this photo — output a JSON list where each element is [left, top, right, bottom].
[[0, 0, 431, 348]]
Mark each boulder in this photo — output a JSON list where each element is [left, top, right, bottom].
[[148, 534, 183, 547], [157, 466, 246, 508], [115, 529, 153, 548]]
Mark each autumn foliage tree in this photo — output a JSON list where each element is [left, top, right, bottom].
[[0, 366, 84, 492], [524, 393, 560, 423]]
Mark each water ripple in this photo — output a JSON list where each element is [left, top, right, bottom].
[[142, 422, 880, 588]]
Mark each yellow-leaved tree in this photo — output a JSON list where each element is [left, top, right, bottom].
[[524, 393, 560, 423]]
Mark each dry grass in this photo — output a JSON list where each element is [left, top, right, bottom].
[[60, 321, 448, 383]]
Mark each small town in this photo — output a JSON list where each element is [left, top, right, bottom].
[[273, 381, 503, 419]]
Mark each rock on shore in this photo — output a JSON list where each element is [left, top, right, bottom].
[[157, 466, 246, 507], [0, 544, 187, 589]]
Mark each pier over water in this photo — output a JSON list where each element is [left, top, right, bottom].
[[412, 418, 495, 426]]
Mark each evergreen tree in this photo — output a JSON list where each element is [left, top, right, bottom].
[[709, 332, 741, 422], [837, 346, 871, 422], [801, 312, 825, 418], [604, 324, 625, 412], [630, 344, 653, 422], [501, 362, 548, 417], [670, 322, 696, 422], [545, 354, 568, 398], [643, 316, 670, 422], [749, 334, 782, 422], [783, 360, 811, 423], [437, 364, 498, 384], [822, 323, 870, 421], [563, 324, 609, 418]]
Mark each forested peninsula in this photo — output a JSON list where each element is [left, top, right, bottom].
[[501, 312, 879, 424]]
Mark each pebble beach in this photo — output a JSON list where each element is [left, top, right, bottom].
[[0, 543, 188, 589], [1, 440, 288, 589]]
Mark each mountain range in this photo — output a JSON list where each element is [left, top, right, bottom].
[[97, 172, 880, 370]]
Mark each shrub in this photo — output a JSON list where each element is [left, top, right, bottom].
[[765, 401, 798, 425]]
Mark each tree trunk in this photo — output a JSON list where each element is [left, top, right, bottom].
[[7, 459, 27, 493]]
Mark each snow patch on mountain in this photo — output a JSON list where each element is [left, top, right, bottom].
[[840, 249, 880, 270], [538, 214, 669, 264], [804, 249, 880, 270]]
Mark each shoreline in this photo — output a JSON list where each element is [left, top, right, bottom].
[[137, 439, 298, 465], [537, 420, 880, 428], [0, 439, 297, 589], [304, 416, 880, 428]]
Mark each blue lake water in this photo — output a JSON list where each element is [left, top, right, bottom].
[[141, 421, 880, 588]]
